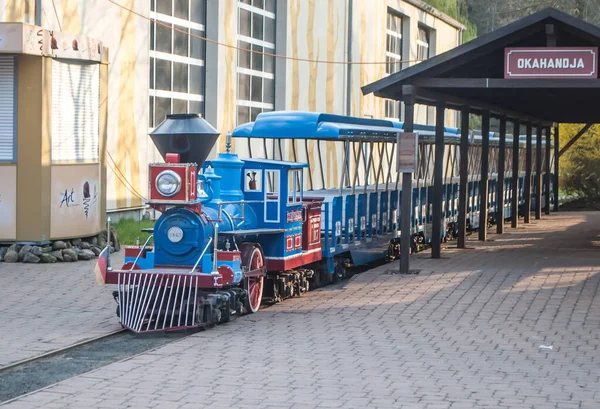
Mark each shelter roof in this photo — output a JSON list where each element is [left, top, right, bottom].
[[362, 8, 600, 124]]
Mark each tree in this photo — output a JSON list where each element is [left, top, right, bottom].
[[559, 124, 600, 200]]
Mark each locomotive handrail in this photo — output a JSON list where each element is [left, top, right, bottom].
[[189, 236, 213, 274], [130, 234, 154, 271]]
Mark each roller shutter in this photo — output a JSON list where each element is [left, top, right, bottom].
[[51, 60, 100, 163], [0, 56, 15, 162]]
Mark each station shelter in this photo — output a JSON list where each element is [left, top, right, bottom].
[[362, 7, 600, 272]]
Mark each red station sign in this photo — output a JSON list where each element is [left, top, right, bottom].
[[504, 47, 598, 79]]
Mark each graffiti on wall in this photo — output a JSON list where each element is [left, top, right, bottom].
[[51, 165, 101, 238]]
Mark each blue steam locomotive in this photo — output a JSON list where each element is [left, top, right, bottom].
[[94, 111, 553, 333]]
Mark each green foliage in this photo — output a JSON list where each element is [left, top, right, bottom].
[[113, 218, 155, 246], [425, 0, 478, 43], [559, 124, 600, 200]]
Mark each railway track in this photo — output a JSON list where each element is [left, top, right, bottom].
[[0, 329, 189, 404]]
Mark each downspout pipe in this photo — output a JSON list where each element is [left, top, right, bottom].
[[346, 0, 353, 116]]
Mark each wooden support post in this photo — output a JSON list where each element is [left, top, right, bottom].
[[457, 106, 469, 248], [478, 111, 490, 241], [535, 126, 542, 220], [553, 126, 559, 212], [497, 117, 506, 234], [511, 120, 519, 229], [432, 103, 445, 258], [400, 85, 415, 274], [524, 123, 532, 224], [545, 127, 551, 215]]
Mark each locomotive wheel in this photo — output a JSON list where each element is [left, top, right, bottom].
[[241, 244, 265, 313]]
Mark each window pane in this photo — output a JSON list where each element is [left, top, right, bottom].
[[252, 13, 263, 40], [156, 0, 172, 15], [264, 16, 275, 44], [173, 62, 188, 93], [240, 0, 251, 4], [263, 77, 274, 103], [174, 0, 188, 20], [150, 22, 155, 51], [251, 44, 263, 71], [149, 96, 154, 127], [238, 41, 251, 69], [237, 106, 249, 125], [189, 100, 202, 115], [265, 0, 275, 13], [156, 23, 172, 53], [155, 97, 171, 124], [173, 98, 188, 114], [189, 64, 204, 95], [151, 0, 155, 12], [238, 73, 250, 100], [190, 29, 205, 60], [239, 9, 251, 37], [155, 59, 172, 91], [264, 53, 274, 73], [251, 76, 262, 102], [190, 0, 205, 24], [149, 57, 155, 89], [253, 0, 264, 8], [173, 26, 188, 57], [250, 107, 262, 122]]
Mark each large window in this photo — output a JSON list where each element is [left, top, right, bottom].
[[384, 10, 403, 121], [385, 11, 403, 75], [236, 0, 276, 125], [149, 0, 206, 128], [417, 25, 430, 61]]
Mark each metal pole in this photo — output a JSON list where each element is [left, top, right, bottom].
[[432, 103, 445, 258], [457, 106, 469, 248], [524, 123, 532, 224], [478, 111, 490, 241], [535, 125, 542, 220], [400, 85, 415, 274], [497, 117, 506, 234], [106, 217, 112, 271], [553, 125, 559, 212], [545, 127, 551, 215], [511, 120, 520, 228]]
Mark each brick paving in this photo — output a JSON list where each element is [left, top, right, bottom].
[[2, 211, 600, 408], [0, 253, 124, 368]]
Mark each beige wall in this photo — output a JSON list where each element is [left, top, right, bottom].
[[1, 0, 462, 212]]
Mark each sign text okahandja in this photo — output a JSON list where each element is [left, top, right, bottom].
[[504, 47, 598, 79]]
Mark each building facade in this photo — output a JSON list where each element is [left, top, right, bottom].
[[0, 0, 463, 217]]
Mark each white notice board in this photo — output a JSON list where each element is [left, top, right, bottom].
[[396, 132, 418, 173]]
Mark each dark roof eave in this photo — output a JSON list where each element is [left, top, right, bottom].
[[361, 8, 600, 97]]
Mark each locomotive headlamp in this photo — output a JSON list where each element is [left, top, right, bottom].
[[156, 170, 182, 197]]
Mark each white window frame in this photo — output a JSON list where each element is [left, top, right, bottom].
[[264, 169, 280, 223], [417, 25, 431, 61], [149, 0, 206, 128], [236, 0, 276, 124]]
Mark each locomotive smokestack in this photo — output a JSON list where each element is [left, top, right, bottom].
[[150, 113, 220, 165]]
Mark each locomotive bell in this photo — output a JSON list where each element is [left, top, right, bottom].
[[150, 113, 220, 166]]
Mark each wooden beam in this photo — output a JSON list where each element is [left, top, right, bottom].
[[412, 78, 600, 89], [390, 87, 553, 127], [558, 124, 593, 157]]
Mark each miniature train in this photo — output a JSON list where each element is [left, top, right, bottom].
[[94, 111, 554, 333]]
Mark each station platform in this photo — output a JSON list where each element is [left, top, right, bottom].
[[1, 211, 599, 409]]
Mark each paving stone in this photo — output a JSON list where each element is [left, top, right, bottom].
[[1, 212, 600, 408]]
